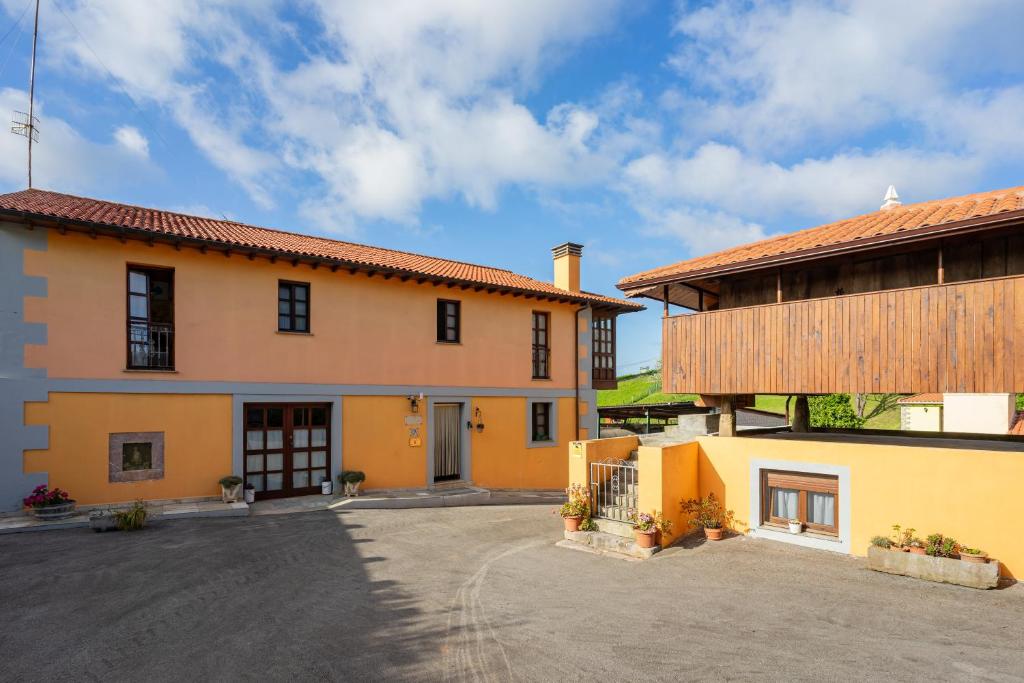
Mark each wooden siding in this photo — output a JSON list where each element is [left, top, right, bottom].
[[663, 274, 1024, 395]]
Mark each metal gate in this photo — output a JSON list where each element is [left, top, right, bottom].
[[433, 403, 461, 482], [590, 458, 637, 522]]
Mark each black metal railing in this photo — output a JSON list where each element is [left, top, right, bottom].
[[127, 321, 174, 370]]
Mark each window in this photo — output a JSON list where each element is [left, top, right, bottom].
[[761, 470, 838, 535], [436, 299, 460, 343], [531, 402, 552, 442], [108, 431, 165, 482], [127, 266, 174, 369], [278, 281, 310, 333], [532, 311, 550, 379], [592, 314, 616, 389]]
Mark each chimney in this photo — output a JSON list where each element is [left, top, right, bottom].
[[880, 185, 902, 210], [552, 242, 583, 292]]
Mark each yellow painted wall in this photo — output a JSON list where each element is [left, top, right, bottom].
[[568, 434, 639, 488], [24, 393, 232, 505], [696, 435, 1024, 578], [638, 442, 698, 548], [27, 231, 578, 388], [470, 397, 574, 489], [342, 396, 427, 490]]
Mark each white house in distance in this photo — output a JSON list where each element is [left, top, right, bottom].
[[898, 393, 1022, 435]]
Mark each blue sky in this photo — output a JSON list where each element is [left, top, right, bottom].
[[1, 0, 1023, 373]]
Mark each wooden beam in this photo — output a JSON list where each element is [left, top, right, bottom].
[[224, 249, 232, 258], [937, 243, 945, 284], [330, 264, 339, 273], [311, 262, 319, 270], [663, 285, 670, 317], [776, 269, 783, 303]]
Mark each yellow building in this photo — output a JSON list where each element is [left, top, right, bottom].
[[0, 189, 640, 509]]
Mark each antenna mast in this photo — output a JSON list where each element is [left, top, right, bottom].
[[11, 0, 40, 188]]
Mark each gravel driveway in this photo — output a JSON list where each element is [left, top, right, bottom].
[[1, 505, 1022, 681]]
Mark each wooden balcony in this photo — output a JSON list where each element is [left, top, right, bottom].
[[662, 274, 1024, 395]]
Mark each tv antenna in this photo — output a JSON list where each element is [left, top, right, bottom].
[[10, 0, 40, 188]]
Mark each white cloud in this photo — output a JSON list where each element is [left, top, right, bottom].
[[113, 126, 149, 157], [0, 88, 153, 193]]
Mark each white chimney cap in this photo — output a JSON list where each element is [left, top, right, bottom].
[[880, 185, 901, 210]]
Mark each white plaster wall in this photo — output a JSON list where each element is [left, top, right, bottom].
[[901, 405, 942, 432], [942, 393, 1015, 435]]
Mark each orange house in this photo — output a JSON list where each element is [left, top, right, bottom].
[[0, 189, 641, 508]]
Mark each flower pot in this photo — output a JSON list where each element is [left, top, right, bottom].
[[634, 529, 657, 548], [321, 480, 333, 495], [221, 483, 242, 503], [243, 488, 255, 504], [89, 509, 117, 532], [908, 546, 927, 555], [563, 515, 582, 532], [343, 481, 362, 497], [960, 552, 989, 564], [788, 521, 802, 534], [30, 501, 77, 521], [704, 526, 723, 541]]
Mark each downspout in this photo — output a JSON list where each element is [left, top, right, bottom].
[[574, 304, 590, 440]]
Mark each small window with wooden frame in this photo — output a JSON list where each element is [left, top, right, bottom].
[[278, 281, 310, 333], [531, 311, 550, 379], [592, 313, 616, 389], [127, 265, 175, 370], [531, 401, 553, 442], [761, 470, 839, 535], [436, 299, 460, 343]]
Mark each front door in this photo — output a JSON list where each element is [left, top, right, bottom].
[[433, 403, 462, 482], [244, 403, 331, 500]]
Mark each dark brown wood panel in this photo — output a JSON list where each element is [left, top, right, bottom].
[[663, 274, 1024, 395]]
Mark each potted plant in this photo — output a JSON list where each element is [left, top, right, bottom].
[[891, 524, 916, 551], [557, 483, 591, 532], [338, 471, 366, 497], [112, 500, 148, 531], [680, 492, 734, 541], [243, 482, 256, 504], [628, 510, 658, 548], [959, 547, 989, 564], [219, 476, 243, 503], [925, 533, 959, 558], [870, 535, 892, 549], [907, 538, 926, 555], [22, 485, 77, 521], [787, 518, 802, 534]]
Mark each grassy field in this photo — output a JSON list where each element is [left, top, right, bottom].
[[599, 370, 902, 429]]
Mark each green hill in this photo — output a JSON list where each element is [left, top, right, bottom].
[[597, 370, 902, 429]]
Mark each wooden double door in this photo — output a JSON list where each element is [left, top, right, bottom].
[[244, 403, 331, 500]]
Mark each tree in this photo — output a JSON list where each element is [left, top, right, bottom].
[[809, 393, 865, 429], [853, 393, 901, 420]]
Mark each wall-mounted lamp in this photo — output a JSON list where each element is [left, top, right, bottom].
[[474, 406, 485, 433], [407, 392, 424, 413]]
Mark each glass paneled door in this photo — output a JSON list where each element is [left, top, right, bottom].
[[244, 403, 331, 500]]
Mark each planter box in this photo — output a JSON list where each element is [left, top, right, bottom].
[[867, 546, 1000, 589], [30, 502, 77, 521]]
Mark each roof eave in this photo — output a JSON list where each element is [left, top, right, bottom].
[[617, 208, 1024, 294], [0, 206, 643, 313]]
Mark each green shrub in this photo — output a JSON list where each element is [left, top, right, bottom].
[[809, 394, 865, 429], [925, 533, 959, 557], [219, 475, 243, 488], [113, 500, 148, 531], [870, 535, 892, 548], [338, 471, 366, 484]]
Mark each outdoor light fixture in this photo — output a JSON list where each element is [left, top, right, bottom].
[[407, 392, 423, 413], [474, 407, 485, 433]]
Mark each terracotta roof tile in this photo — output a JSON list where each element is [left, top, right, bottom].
[[619, 185, 1024, 288], [0, 189, 641, 311]]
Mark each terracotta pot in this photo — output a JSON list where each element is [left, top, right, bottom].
[[704, 526, 723, 541], [908, 546, 927, 555], [635, 529, 657, 548], [960, 552, 989, 564], [563, 516, 582, 533]]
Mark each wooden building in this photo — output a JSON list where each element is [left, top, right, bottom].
[[618, 185, 1024, 432]]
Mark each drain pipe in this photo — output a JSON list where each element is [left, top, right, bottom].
[[574, 304, 590, 440]]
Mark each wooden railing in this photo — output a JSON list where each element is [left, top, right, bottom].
[[662, 274, 1024, 395]]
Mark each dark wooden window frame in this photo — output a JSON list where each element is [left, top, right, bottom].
[[761, 470, 839, 535], [532, 311, 551, 380], [278, 280, 311, 333], [531, 401, 552, 442], [436, 299, 461, 343], [592, 313, 616, 390], [126, 264, 175, 370]]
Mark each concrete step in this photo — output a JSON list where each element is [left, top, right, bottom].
[[594, 517, 634, 538], [596, 506, 634, 522], [559, 530, 659, 560]]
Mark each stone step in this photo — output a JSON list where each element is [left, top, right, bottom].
[[559, 530, 659, 560], [596, 506, 634, 522], [594, 517, 634, 538]]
